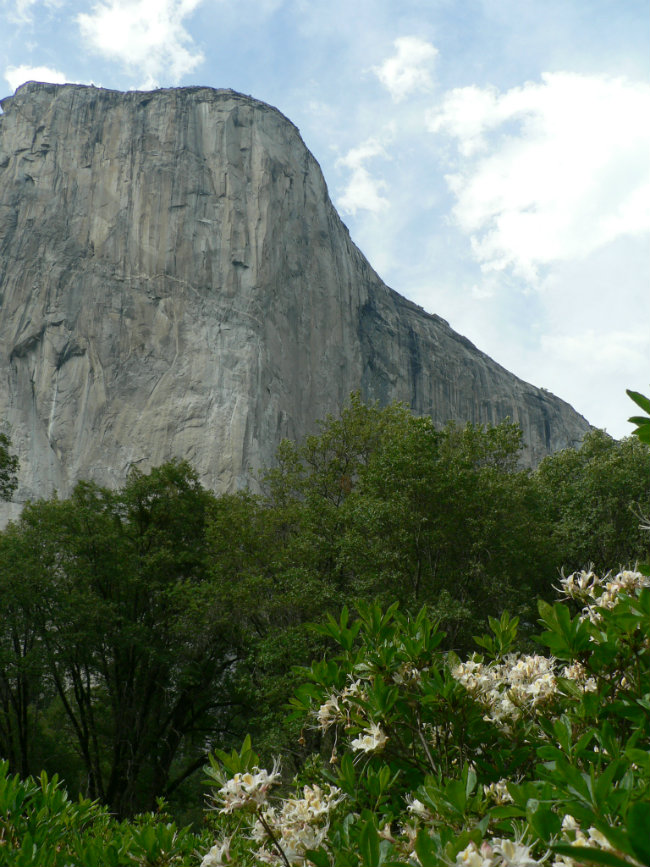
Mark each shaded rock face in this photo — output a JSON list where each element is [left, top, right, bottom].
[[0, 83, 590, 517]]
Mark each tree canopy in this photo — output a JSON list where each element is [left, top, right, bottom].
[[0, 432, 18, 501]]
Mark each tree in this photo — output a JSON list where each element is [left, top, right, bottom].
[[261, 397, 554, 651], [0, 432, 18, 501], [535, 429, 650, 573], [0, 461, 245, 817], [0, 521, 50, 779]]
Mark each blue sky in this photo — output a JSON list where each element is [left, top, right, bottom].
[[2, 0, 648, 438]]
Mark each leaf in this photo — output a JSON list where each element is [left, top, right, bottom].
[[627, 801, 650, 865], [527, 800, 561, 840], [359, 819, 380, 867], [626, 389, 650, 415], [552, 844, 635, 867], [305, 847, 331, 867], [414, 829, 442, 867]]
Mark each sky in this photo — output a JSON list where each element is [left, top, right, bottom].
[[1, 0, 648, 439]]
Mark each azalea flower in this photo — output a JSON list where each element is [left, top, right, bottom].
[[200, 839, 231, 866], [405, 794, 433, 820], [452, 654, 557, 727], [316, 695, 342, 731], [251, 784, 343, 865], [558, 569, 650, 624], [350, 722, 388, 753], [215, 761, 281, 813], [483, 779, 513, 805]]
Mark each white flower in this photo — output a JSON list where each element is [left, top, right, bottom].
[[350, 722, 388, 753], [200, 839, 231, 866], [560, 815, 579, 832], [316, 695, 342, 731], [557, 570, 600, 599], [342, 678, 366, 698], [216, 761, 281, 813], [453, 654, 558, 727], [406, 795, 432, 820], [252, 784, 343, 865], [586, 827, 612, 849], [483, 779, 513, 805], [393, 662, 422, 684], [561, 662, 597, 692], [493, 838, 542, 865], [559, 569, 649, 623], [455, 841, 491, 867]]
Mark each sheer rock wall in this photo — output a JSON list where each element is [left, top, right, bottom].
[[0, 83, 590, 518]]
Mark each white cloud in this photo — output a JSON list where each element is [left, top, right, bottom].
[[428, 72, 650, 280], [537, 325, 650, 436], [6, 0, 37, 23], [5, 0, 63, 25], [77, 0, 204, 88], [4, 64, 67, 92], [540, 329, 648, 373], [427, 84, 501, 157], [373, 36, 437, 102], [336, 138, 390, 216]]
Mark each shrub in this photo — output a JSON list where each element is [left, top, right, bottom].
[[202, 568, 649, 866]]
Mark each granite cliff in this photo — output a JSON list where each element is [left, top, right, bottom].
[[0, 82, 590, 519]]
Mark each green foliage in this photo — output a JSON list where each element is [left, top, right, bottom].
[[536, 428, 650, 573], [472, 611, 519, 660], [0, 431, 18, 501], [203, 566, 650, 867], [261, 396, 555, 652], [626, 388, 650, 444], [0, 461, 237, 817], [2, 391, 649, 834], [0, 761, 204, 865]]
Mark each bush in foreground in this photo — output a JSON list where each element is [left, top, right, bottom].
[[202, 567, 649, 867]]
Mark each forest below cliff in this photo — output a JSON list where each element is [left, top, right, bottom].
[[0, 394, 649, 866]]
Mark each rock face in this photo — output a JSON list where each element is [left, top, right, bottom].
[[0, 82, 589, 518]]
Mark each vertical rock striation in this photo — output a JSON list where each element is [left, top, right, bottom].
[[0, 83, 589, 517]]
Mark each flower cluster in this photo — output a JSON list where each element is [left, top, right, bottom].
[[452, 654, 557, 726], [201, 548, 649, 867], [455, 838, 543, 866], [252, 783, 344, 865], [559, 661, 597, 692], [315, 678, 366, 732], [550, 815, 640, 867], [392, 661, 424, 684], [212, 761, 281, 814], [558, 569, 650, 622], [200, 838, 231, 867], [314, 676, 389, 754], [483, 779, 513, 805], [350, 721, 388, 753]]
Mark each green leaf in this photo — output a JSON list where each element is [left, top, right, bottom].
[[626, 389, 650, 415], [359, 819, 380, 867], [527, 800, 561, 840], [414, 829, 442, 867], [627, 801, 650, 865], [552, 844, 636, 867], [305, 847, 331, 867], [338, 753, 356, 792]]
